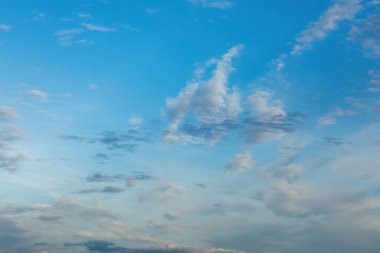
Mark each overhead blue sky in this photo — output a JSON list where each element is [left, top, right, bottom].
[[0, 0, 380, 252]]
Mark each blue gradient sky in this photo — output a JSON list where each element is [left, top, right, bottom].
[[1, 1, 380, 253]]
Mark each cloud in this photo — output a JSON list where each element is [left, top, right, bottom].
[[61, 130, 151, 154], [0, 153, 26, 172], [0, 107, 21, 122], [95, 152, 109, 163], [323, 136, 350, 145], [140, 184, 186, 202], [34, 12, 45, 21], [65, 240, 248, 253], [78, 186, 125, 194], [318, 116, 336, 127], [124, 24, 140, 32], [77, 12, 93, 20], [26, 89, 49, 102], [84, 172, 155, 188], [292, 0, 362, 55], [0, 198, 118, 221], [129, 116, 144, 131], [0, 116, 26, 172], [0, 217, 31, 249], [349, 12, 380, 58], [162, 47, 303, 146], [163, 45, 243, 144], [248, 89, 286, 121], [225, 151, 254, 173], [146, 7, 158, 15], [163, 212, 181, 221], [54, 28, 87, 46], [188, 0, 234, 9], [85, 173, 123, 183], [243, 89, 303, 144], [126, 172, 156, 187], [0, 24, 13, 31], [0, 24, 13, 32], [368, 69, 380, 91], [81, 22, 116, 32]]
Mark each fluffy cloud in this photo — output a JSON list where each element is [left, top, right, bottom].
[[292, 0, 362, 55], [163, 45, 243, 144], [129, 116, 144, 130], [225, 151, 254, 173]]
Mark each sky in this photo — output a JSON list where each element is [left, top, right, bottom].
[[0, 0, 380, 252]]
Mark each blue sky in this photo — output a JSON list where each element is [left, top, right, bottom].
[[1, 0, 380, 252]]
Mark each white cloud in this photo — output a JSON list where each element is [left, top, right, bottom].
[[318, 116, 336, 127], [129, 116, 143, 130], [163, 45, 243, 144], [77, 12, 92, 20], [243, 88, 291, 143], [189, 0, 234, 9], [225, 151, 254, 173], [0, 24, 12, 31], [26, 89, 48, 102], [292, 0, 362, 55], [248, 89, 286, 121], [81, 22, 116, 32], [54, 28, 87, 46]]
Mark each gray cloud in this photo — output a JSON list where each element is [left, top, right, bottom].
[[78, 185, 125, 194], [0, 107, 20, 122], [0, 198, 118, 222], [61, 130, 152, 155], [0, 110, 27, 172], [0, 217, 32, 249], [65, 240, 247, 253]]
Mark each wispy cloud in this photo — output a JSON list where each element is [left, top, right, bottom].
[[292, 0, 362, 55], [0, 24, 12, 31], [318, 116, 336, 127], [26, 88, 49, 102], [77, 12, 92, 20], [349, 8, 380, 58], [34, 12, 45, 21], [81, 22, 116, 32], [188, 0, 234, 9], [54, 28, 87, 46], [368, 69, 380, 91], [0, 107, 21, 122]]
